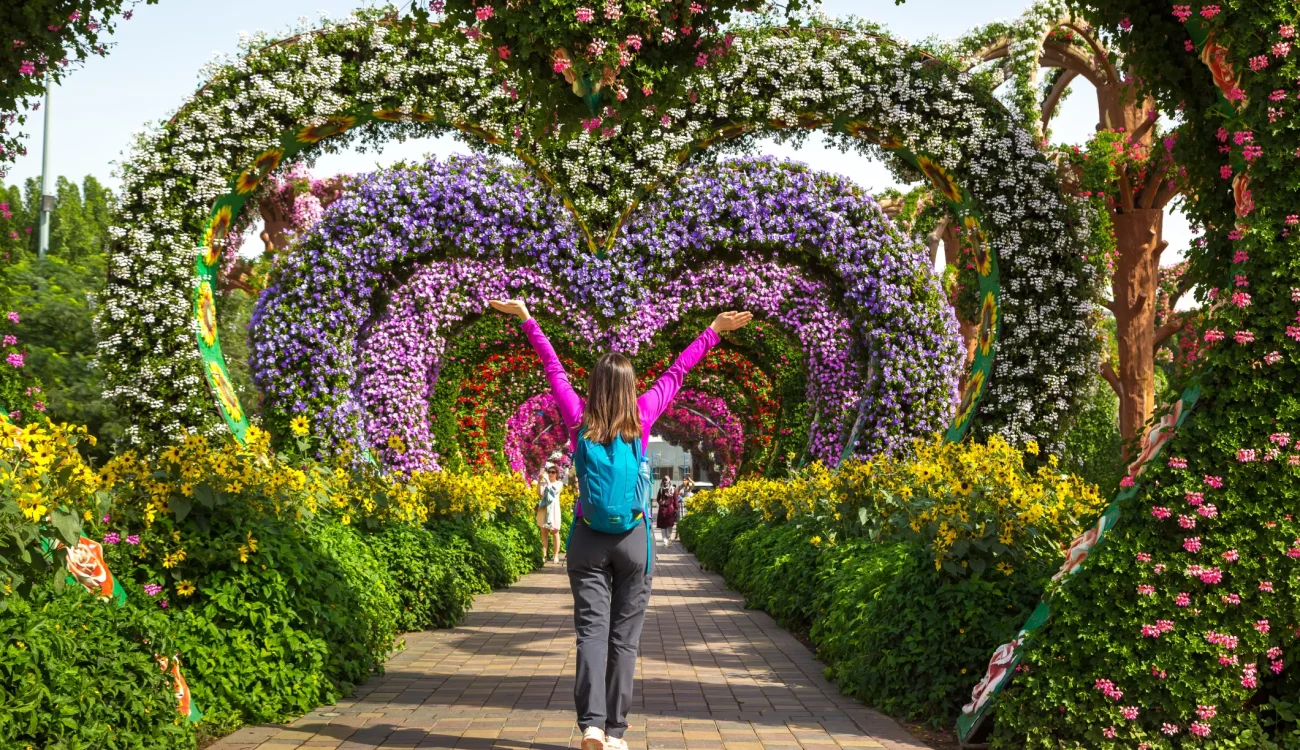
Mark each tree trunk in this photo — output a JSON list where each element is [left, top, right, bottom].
[[1111, 209, 1162, 444]]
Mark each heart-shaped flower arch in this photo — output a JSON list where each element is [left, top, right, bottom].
[[101, 10, 1098, 454], [249, 156, 958, 469]]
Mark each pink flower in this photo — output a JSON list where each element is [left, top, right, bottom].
[[1234, 249, 1250, 263], [1199, 567, 1223, 584], [126, 534, 140, 545], [1270, 648, 1285, 660], [159, 599, 168, 609], [1273, 659, 1285, 674], [1200, 4, 1220, 18], [552, 58, 572, 73], [1222, 549, 1238, 562], [1153, 563, 1167, 575], [604, 0, 622, 20], [625, 34, 642, 51], [1120, 475, 1135, 488], [1234, 130, 1254, 145], [1243, 666, 1258, 688], [689, 1, 704, 13], [1176, 592, 1191, 606], [6, 352, 23, 368], [1186, 491, 1204, 506], [1172, 5, 1193, 22], [497, 45, 510, 59], [18, 61, 35, 75], [1284, 25, 1297, 38], [1238, 447, 1258, 461], [2, 335, 14, 346], [1276, 42, 1292, 57], [659, 114, 671, 127], [1119, 17, 1132, 30], [1103, 726, 1116, 739], [1273, 90, 1289, 101], [1184, 537, 1202, 553], [1204, 329, 1224, 343], [575, 7, 594, 22], [1138, 584, 1155, 596], [1136, 552, 1152, 563], [1168, 456, 1188, 469], [1158, 620, 1175, 633], [661, 29, 675, 43], [1257, 619, 1271, 634], [143, 583, 163, 596], [1185, 39, 1196, 51], [1234, 330, 1255, 344], [1122, 706, 1141, 721], [1141, 624, 1161, 638], [1250, 55, 1270, 71], [1289, 547, 1300, 559], [475, 5, 493, 20], [695, 52, 709, 67], [1260, 581, 1274, 592], [1244, 144, 1264, 162], [1152, 506, 1172, 520], [1179, 515, 1197, 529], [1198, 504, 1219, 518], [1204, 475, 1224, 488], [1162, 723, 1180, 736], [1197, 705, 1218, 721], [68, 10, 81, 21], [103, 532, 120, 545], [1189, 723, 1211, 738], [1222, 593, 1241, 605], [589, 39, 607, 55], [1232, 291, 1252, 307], [1271, 432, 1292, 446]]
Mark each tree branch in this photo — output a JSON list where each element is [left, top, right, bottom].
[[1061, 20, 1120, 86], [1040, 67, 1080, 133], [1151, 239, 1169, 263], [1154, 313, 1188, 349], [1138, 158, 1172, 209], [1116, 167, 1136, 214], [1100, 361, 1122, 397]]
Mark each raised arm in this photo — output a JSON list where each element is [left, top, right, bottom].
[[638, 311, 752, 440], [490, 300, 584, 433]]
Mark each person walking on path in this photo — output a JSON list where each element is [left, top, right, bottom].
[[537, 464, 564, 563], [654, 477, 678, 547], [489, 299, 752, 750], [675, 476, 695, 537]]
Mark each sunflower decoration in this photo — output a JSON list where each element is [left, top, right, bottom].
[[454, 121, 504, 145], [914, 154, 963, 204], [954, 369, 986, 429], [964, 215, 992, 277], [196, 281, 218, 347], [296, 115, 357, 144], [373, 108, 406, 122], [234, 147, 284, 195], [410, 112, 436, 123], [978, 292, 998, 357], [206, 361, 244, 424], [202, 205, 233, 266]]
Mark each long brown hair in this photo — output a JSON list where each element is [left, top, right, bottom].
[[582, 353, 641, 445]]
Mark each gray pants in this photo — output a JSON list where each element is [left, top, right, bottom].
[[567, 521, 653, 738]]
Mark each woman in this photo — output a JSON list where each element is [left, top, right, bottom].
[[489, 299, 751, 750], [538, 464, 564, 563], [675, 476, 695, 535], [655, 477, 678, 547]]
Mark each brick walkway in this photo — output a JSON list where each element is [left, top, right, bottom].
[[212, 538, 929, 750]]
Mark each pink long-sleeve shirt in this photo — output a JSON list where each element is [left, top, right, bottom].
[[520, 318, 721, 453]]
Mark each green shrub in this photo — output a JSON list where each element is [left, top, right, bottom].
[[0, 578, 197, 750], [367, 523, 484, 631], [105, 516, 400, 732], [681, 508, 1048, 726]]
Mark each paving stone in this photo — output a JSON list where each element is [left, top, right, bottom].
[[210, 541, 928, 750]]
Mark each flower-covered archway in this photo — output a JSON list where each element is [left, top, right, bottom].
[[101, 9, 1097, 456], [248, 156, 956, 470]]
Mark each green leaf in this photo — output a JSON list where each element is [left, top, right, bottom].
[[195, 482, 215, 509], [171, 494, 193, 523], [50, 507, 81, 546]]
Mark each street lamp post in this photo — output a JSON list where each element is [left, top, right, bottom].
[[37, 75, 54, 259]]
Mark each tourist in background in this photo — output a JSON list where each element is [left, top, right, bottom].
[[675, 477, 695, 535], [538, 464, 563, 563], [655, 476, 678, 547]]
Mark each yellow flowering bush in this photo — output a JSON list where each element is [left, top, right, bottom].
[[696, 436, 1104, 577], [0, 416, 103, 606]]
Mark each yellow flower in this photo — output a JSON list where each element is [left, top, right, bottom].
[[996, 562, 1015, 576], [1024, 440, 1040, 456], [83, 510, 92, 521], [810, 535, 822, 547], [289, 415, 310, 437], [176, 581, 196, 597], [387, 434, 407, 454], [237, 544, 250, 563]]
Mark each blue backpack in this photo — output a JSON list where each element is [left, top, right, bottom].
[[572, 428, 654, 571]]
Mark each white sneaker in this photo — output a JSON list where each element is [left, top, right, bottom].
[[606, 736, 628, 750], [582, 726, 606, 750]]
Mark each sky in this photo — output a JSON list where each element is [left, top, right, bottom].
[[3, 0, 1192, 259]]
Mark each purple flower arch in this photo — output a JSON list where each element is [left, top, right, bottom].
[[250, 156, 959, 468]]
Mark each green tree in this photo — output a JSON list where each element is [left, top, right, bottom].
[[0, 175, 123, 456]]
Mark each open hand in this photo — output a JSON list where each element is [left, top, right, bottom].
[[710, 311, 753, 333], [489, 299, 531, 321]]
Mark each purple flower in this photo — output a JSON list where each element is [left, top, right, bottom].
[[103, 532, 121, 545], [143, 583, 163, 596], [126, 534, 140, 545]]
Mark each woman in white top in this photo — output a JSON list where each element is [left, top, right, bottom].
[[537, 464, 564, 563]]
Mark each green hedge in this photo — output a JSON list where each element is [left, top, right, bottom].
[[0, 579, 197, 750], [679, 507, 1046, 725]]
